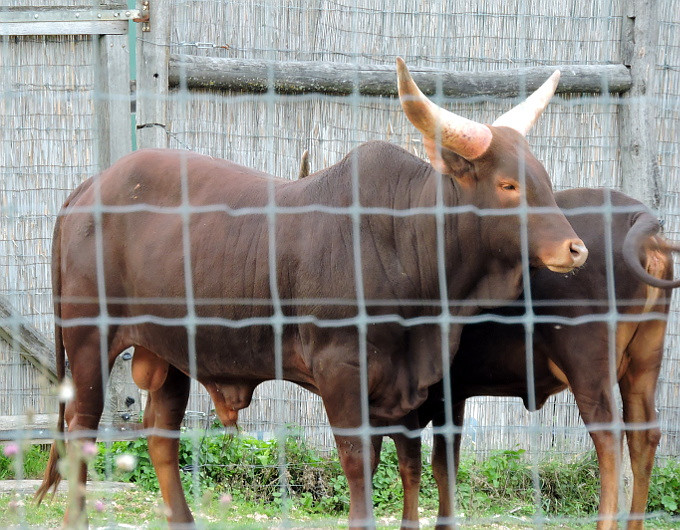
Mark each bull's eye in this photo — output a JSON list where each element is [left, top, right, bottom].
[[501, 183, 517, 191]]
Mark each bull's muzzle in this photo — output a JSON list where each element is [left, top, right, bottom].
[[545, 239, 589, 273]]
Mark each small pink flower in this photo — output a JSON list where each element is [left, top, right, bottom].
[[219, 493, 233, 506], [94, 499, 105, 512], [3, 443, 19, 458], [81, 441, 98, 458], [8, 499, 24, 512]]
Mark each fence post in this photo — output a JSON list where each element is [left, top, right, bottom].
[[618, 0, 661, 514], [95, 33, 133, 169], [94, 22, 139, 426], [618, 0, 661, 209], [103, 0, 172, 424], [135, 0, 170, 149]]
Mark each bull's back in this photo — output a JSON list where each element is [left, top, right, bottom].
[[59, 150, 277, 300], [56, 144, 455, 399]]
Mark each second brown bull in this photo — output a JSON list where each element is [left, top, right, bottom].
[[379, 188, 678, 530]]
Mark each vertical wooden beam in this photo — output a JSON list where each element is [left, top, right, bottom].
[[94, 28, 136, 424], [618, 0, 661, 513], [618, 0, 661, 208], [102, 0, 171, 426], [95, 33, 133, 169], [135, 0, 170, 149]]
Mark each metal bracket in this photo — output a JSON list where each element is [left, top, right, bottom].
[[134, 1, 150, 32], [0, 5, 148, 36]]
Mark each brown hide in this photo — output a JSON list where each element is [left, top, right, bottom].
[[42, 137, 583, 527], [57, 141, 581, 422], [391, 188, 674, 530]]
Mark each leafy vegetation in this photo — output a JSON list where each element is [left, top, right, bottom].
[[0, 443, 51, 480], [90, 432, 680, 523], [1, 434, 680, 527], [649, 458, 680, 515]]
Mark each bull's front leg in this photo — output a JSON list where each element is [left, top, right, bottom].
[[391, 430, 422, 528], [316, 367, 377, 528], [328, 432, 376, 528], [431, 400, 465, 530]]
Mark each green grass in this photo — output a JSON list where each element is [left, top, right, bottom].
[[2, 435, 680, 528], [1, 490, 679, 529], [0, 443, 51, 480]]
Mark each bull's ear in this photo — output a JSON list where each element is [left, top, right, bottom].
[[298, 149, 310, 179], [424, 137, 476, 187], [423, 137, 449, 174]]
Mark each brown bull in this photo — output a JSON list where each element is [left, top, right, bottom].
[[36, 59, 586, 527], [380, 188, 678, 529]]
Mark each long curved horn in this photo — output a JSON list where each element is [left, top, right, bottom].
[[492, 71, 561, 136], [396, 57, 492, 161], [623, 212, 680, 289]]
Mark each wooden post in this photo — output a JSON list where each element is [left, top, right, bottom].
[[618, 0, 660, 514], [95, 33, 133, 169], [94, 5, 136, 424], [619, 0, 661, 209], [92, 4, 139, 426], [135, 0, 170, 149], [104, 348, 143, 428], [100, 0, 172, 426]]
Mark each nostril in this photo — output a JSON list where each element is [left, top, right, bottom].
[[569, 242, 588, 265]]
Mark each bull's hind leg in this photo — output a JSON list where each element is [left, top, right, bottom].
[[134, 349, 193, 526], [619, 320, 665, 530], [61, 327, 112, 528], [567, 365, 622, 529]]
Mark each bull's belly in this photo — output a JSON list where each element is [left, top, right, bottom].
[[118, 321, 314, 387]]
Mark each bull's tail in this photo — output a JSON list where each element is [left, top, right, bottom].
[[35, 211, 67, 504], [623, 211, 680, 289]]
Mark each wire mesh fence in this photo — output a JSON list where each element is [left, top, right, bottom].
[[0, 0, 679, 528]]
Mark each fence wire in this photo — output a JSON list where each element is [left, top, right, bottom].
[[0, 0, 679, 528]]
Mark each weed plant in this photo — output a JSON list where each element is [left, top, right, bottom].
[[0, 443, 51, 480]]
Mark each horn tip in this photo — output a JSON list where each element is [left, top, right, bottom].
[[396, 57, 409, 78], [549, 69, 561, 85], [396, 57, 413, 92]]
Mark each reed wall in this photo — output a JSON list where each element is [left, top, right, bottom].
[[0, 0, 677, 461]]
